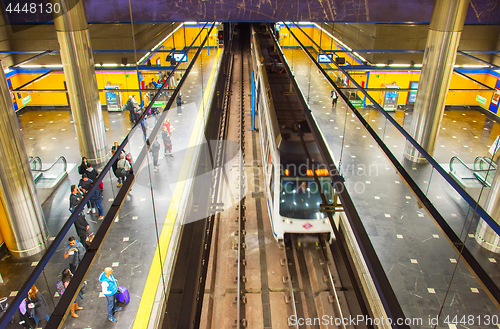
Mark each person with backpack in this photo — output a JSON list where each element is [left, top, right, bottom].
[[57, 269, 85, 318], [99, 267, 122, 323], [162, 126, 173, 157], [331, 89, 338, 107], [63, 236, 86, 274], [116, 153, 131, 187]]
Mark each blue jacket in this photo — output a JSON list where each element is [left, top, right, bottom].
[[99, 272, 118, 296]]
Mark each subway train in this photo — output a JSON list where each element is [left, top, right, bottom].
[[250, 24, 335, 243]]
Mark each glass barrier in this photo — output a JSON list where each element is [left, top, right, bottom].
[[0, 22, 218, 328], [282, 24, 500, 327], [31, 156, 67, 188]]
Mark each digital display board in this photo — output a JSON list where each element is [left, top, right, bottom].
[[318, 54, 333, 63]]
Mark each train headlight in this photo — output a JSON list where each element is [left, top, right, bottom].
[[305, 203, 309, 207]]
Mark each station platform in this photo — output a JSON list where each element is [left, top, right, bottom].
[[285, 48, 500, 327], [0, 48, 221, 328]]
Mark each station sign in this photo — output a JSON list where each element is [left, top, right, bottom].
[[151, 101, 166, 109], [350, 100, 364, 107], [476, 95, 487, 105], [318, 54, 333, 63], [22, 95, 31, 105]]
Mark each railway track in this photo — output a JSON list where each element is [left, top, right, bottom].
[[169, 23, 370, 329]]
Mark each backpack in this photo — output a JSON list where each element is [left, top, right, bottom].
[[56, 281, 65, 296]]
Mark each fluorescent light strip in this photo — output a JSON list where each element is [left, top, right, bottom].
[[375, 63, 386, 67], [461, 64, 490, 68], [389, 64, 411, 67], [102, 63, 118, 67], [312, 23, 369, 64], [137, 22, 185, 65], [44, 64, 63, 68]]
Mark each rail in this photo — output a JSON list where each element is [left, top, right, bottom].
[[285, 21, 500, 313], [450, 156, 496, 187], [0, 23, 215, 329]]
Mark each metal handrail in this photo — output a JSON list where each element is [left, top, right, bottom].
[[474, 156, 497, 171], [28, 156, 42, 171], [450, 156, 494, 174], [31, 156, 67, 174]]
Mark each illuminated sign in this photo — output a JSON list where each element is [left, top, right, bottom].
[[318, 54, 333, 63]]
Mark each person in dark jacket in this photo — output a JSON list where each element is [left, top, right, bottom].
[[150, 138, 161, 171], [63, 236, 86, 275], [111, 149, 119, 182], [86, 163, 98, 182], [89, 187, 104, 219], [176, 92, 182, 115], [27, 285, 49, 325], [70, 185, 90, 248], [78, 157, 88, 177], [78, 174, 93, 214]]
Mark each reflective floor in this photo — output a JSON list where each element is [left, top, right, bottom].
[[285, 47, 500, 328], [0, 49, 217, 328]]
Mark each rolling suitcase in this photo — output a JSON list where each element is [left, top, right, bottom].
[[116, 286, 130, 304]]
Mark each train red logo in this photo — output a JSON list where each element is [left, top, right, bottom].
[[303, 223, 313, 230]]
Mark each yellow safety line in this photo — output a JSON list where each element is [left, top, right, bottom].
[[133, 48, 222, 329]]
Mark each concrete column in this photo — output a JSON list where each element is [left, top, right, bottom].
[[52, 0, 107, 164], [475, 166, 500, 252], [0, 62, 48, 257], [404, 0, 469, 163]]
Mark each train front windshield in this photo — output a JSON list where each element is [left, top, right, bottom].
[[279, 178, 334, 219]]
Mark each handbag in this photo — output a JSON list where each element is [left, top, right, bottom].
[[26, 299, 35, 318]]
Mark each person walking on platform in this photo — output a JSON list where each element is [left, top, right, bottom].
[[176, 92, 183, 115], [150, 138, 161, 171], [78, 157, 88, 177], [63, 236, 86, 274], [116, 153, 131, 187], [99, 268, 122, 323], [331, 89, 338, 108], [162, 126, 173, 157]]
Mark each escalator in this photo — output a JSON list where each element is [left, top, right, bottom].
[[28, 156, 68, 203], [449, 155, 496, 188]]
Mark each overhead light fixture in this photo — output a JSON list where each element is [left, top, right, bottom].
[[462, 64, 490, 68], [102, 63, 118, 67], [389, 64, 411, 67], [375, 63, 386, 67], [44, 64, 63, 68], [138, 23, 185, 65], [19, 64, 43, 68]]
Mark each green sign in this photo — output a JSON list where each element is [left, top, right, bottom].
[[125, 74, 130, 78], [22, 95, 31, 105], [151, 101, 166, 109], [476, 95, 487, 105], [350, 100, 364, 107]]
